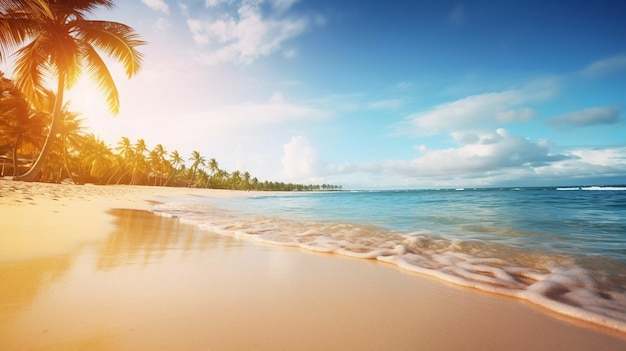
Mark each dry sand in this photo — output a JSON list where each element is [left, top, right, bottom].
[[1, 180, 625, 350]]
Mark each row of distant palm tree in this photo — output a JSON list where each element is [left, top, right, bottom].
[[0, 1, 340, 191], [0, 73, 341, 191]]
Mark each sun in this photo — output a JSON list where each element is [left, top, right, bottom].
[[65, 76, 107, 116]]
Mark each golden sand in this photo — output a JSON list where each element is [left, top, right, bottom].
[[1, 181, 625, 350]]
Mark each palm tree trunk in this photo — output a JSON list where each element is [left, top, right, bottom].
[[163, 169, 176, 187], [15, 76, 65, 182], [115, 169, 131, 185], [63, 142, 75, 184], [188, 169, 195, 188], [11, 138, 19, 177]]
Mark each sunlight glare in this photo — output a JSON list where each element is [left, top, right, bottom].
[[66, 76, 107, 116]]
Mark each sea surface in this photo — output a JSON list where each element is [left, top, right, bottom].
[[151, 186, 626, 332]]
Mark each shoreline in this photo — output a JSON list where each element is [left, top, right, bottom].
[[1, 181, 626, 350]]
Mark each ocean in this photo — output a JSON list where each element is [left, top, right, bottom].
[[151, 186, 626, 332]]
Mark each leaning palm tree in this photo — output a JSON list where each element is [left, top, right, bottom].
[[0, 0, 144, 181], [163, 149, 183, 186], [56, 105, 85, 183], [111, 136, 134, 184], [188, 150, 205, 188], [27, 88, 86, 182]]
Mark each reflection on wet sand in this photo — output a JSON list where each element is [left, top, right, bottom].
[[0, 209, 237, 351], [96, 209, 237, 270]]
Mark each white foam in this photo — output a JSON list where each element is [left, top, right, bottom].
[[557, 186, 626, 191], [150, 202, 626, 334], [581, 186, 626, 191]]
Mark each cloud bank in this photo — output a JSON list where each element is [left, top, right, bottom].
[[141, 0, 169, 14], [546, 106, 623, 129], [582, 54, 626, 78], [186, 0, 313, 65], [397, 80, 557, 136], [282, 136, 320, 180]]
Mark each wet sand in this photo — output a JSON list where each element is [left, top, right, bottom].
[[1, 181, 625, 350]]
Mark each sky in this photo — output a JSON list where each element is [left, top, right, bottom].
[[17, 0, 626, 188]]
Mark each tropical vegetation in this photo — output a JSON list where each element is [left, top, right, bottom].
[[0, 0, 144, 181], [0, 1, 340, 191], [0, 72, 341, 191]]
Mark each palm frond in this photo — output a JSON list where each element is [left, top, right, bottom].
[[13, 37, 50, 110], [81, 42, 120, 114], [0, 0, 44, 13], [0, 12, 39, 61], [65, 0, 116, 14], [38, 88, 56, 114], [40, 28, 82, 89], [76, 20, 145, 78]]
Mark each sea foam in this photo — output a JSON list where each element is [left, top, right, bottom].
[[151, 201, 626, 334]]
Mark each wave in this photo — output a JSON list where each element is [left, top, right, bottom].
[[557, 186, 626, 191], [151, 202, 626, 334]]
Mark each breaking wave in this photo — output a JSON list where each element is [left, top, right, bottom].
[[151, 201, 626, 333]]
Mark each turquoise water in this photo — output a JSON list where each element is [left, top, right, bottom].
[[212, 188, 626, 258], [152, 186, 626, 332]]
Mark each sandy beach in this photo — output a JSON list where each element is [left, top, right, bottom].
[[1, 181, 625, 350]]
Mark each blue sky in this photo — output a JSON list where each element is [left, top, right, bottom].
[[55, 1, 626, 188]]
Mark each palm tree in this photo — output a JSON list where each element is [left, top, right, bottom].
[[133, 138, 148, 184], [164, 149, 183, 186], [214, 168, 229, 189], [208, 158, 218, 176], [206, 157, 218, 187], [49, 99, 85, 183], [0, 0, 144, 182], [188, 150, 205, 188], [112, 136, 134, 184], [243, 171, 251, 191], [0, 76, 48, 176], [78, 133, 112, 183], [251, 177, 259, 190], [230, 170, 242, 190], [149, 144, 166, 185]]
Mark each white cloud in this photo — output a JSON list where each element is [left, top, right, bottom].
[[570, 147, 626, 167], [271, 0, 299, 14], [181, 92, 330, 134], [384, 129, 569, 176], [141, 0, 169, 14], [546, 105, 623, 129], [186, 0, 312, 65], [282, 136, 319, 180], [531, 146, 626, 183], [155, 17, 171, 31], [398, 80, 557, 136], [582, 54, 626, 78], [497, 107, 537, 122], [323, 129, 573, 187], [322, 132, 626, 188], [400, 91, 520, 135], [178, 3, 190, 16], [205, 0, 234, 7]]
